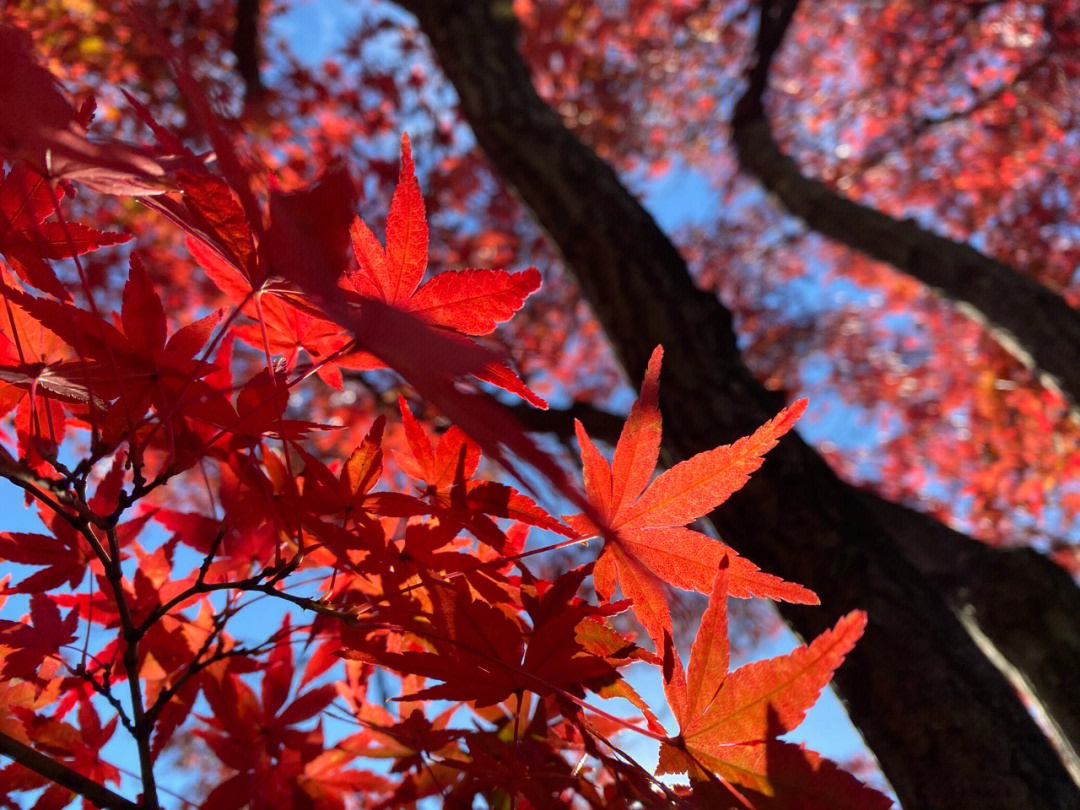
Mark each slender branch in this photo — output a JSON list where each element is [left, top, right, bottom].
[[98, 523, 158, 810], [0, 730, 140, 810], [0, 452, 113, 571], [136, 525, 229, 634], [70, 663, 135, 735], [0, 452, 79, 516], [147, 646, 244, 725], [145, 605, 234, 724], [138, 551, 353, 636]]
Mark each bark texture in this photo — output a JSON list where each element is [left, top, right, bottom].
[[394, 2, 1080, 807]]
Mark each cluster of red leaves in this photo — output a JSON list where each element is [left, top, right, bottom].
[[0, 25, 889, 810]]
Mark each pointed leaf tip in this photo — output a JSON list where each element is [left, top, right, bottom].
[[622, 398, 809, 530], [610, 345, 664, 513], [683, 608, 867, 745], [385, 131, 427, 305]]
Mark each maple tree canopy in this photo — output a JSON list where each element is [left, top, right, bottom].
[[2, 1, 1080, 810]]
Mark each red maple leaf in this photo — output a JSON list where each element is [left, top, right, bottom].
[[0, 274, 79, 466], [342, 567, 621, 708], [0, 256, 225, 455], [0, 163, 129, 299], [296, 415, 429, 523], [568, 345, 816, 645], [0, 504, 99, 593], [0, 594, 78, 682], [195, 618, 352, 810], [171, 169, 354, 390], [260, 157, 591, 524], [656, 562, 890, 809], [342, 134, 545, 407], [397, 395, 571, 552]]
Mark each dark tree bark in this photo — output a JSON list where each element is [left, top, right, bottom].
[[858, 491, 1080, 779], [733, 0, 1080, 413], [392, 2, 1080, 808], [232, 0, 263, 100]]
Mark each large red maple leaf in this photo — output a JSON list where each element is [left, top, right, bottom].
[[568, 345, 816, 646], [342, 134, 545, 407], [656, 563, 891, 809]]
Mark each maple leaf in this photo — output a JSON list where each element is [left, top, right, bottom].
[[397, 395, 572, 552], [99, 256, 227, 450], [293, 416, 431, 570], [343, 135, 545, 408], [297, 415, 427, 522], [568, 345, 815, 645], [0, 270, 90, 465], [172, 169, 354, 390], [0, 164, 130, 299], [0, 256, 225, 454], [0, 288, 130, 465], [0, 594, 78, 683], [197, 618, 339, 794], [227, 369, 335, 449], [342, 579, 528, 707], [175, 158, 579, 516], [342, 569, 620, 708], [517, 564, 624, 697], [0, 696, 121, 810], [655, 562, 890, 809], [0, 504, 98, 593], [262, 161, 491, 384], [257, 154, 593, 526], [339, 707, 462, 808], [446, 725, 606, 810]]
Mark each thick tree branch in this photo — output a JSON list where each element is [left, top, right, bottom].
[[394, 2, 1080, 807], [858, 492, 1080, 781], [232, 0, 263, 100], [732, 0, 1080, 412], [508, 399, 626, 443], [0, 730, 140, 810]]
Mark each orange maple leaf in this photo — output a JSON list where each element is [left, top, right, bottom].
[[568, 345, 816, 646], [656, 563, 891, 809]]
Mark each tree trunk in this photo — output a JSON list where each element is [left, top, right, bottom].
[[394, 2, 1080, 807]]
